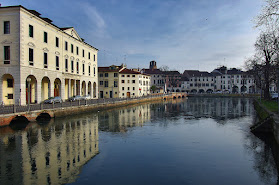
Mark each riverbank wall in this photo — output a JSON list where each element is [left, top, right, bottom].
[[188, 93, 260, 98], [253, 99, 279, 144], [0, 93, 187, 127]]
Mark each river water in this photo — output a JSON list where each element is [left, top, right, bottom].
[[0, 97, 278, 185]]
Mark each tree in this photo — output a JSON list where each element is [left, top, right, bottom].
[[255, 0, 279, 30], [246, 32, 279, 99], [150, 85, 157, 93], [159, 65, 170, 71]]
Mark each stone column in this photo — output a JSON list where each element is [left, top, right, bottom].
[[73, 80, 76, 96], [61, 78, 65, 100], [37, 81, 42, 103]]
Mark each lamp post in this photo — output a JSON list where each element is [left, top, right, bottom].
[[277, 67, 279, 113], [27, 77, 31, 112]]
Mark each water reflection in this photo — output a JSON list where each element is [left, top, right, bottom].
[[0, 114, 99, 185], [150, 98, 254, 124], [98, 104, 151, 132], [1, 97, 278, 185]]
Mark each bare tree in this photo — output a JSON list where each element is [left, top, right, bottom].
[[159, 65, 170, 71], [255, 0, 279, 30], [253, 32, 279, 99]]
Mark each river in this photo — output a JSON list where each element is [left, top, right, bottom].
[[0, 97, 278, 185]]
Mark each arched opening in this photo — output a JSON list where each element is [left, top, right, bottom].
[[206, 89, 213, 93], [9, 116, 29, 130], [41, 77, 51, 101], [2, 74, 15, 105], [249, 86, 255, 93], [81, 81, 86, 96], [93, 82, 97, 98], [241, 86, 247, 93], [191, 89, 197, 93], [232, 86, 239, 94], [199, 89, 205, 93], [26, 75, 37, 104], [176, 89, 180, 92], [54, 78, 61, 97], [37, 113, 51, 120], [88, 81, 92, 97]]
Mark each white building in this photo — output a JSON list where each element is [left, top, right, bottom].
[[0, 5, 98, 105]]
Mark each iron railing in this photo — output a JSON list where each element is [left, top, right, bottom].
[[0, 93, 174, 114]]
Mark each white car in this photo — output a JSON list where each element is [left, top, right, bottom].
[[271, 93, 278, 99]]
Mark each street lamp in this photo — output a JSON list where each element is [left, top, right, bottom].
[[277, 67, 279, 113], [27, 77, 31, 112]]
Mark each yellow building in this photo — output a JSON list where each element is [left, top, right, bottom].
[[98, 65, 150, 98], [0, 5, 98, 105]]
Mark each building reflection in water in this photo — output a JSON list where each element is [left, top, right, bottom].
[[150, 97, 254, 124], [98, 104, 151, 132], [0, 97, 277, 185], [0, 114, 99, 185]]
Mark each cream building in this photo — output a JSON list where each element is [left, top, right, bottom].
[[119, 69, 150, 98], [98, 65, 150, 98], [0, 5, 98, 105]]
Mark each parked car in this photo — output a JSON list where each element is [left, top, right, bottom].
[[83, 94, 91, 100], [44, 97, 62, 104], [271, 92, 278, 100], [68, 95, 84, 102]]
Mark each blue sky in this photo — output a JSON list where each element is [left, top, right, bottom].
[[2, 0, 263, 72]]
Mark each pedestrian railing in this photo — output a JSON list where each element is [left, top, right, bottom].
[[0, 93, 172, 114]]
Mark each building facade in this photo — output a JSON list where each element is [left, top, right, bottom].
[[98, 65, 151, 98], [0, 6, 98, 105], [182, 67, 256, 93]]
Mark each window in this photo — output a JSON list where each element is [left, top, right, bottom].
[[122, 80, 125, 83], [76, 62, 79, 74], [4, 46, 10, 64], [65, 41, 68, 51], [44, 32, 48, 43], [88, 52, 90, 59], [127, 75, 130, 77], [122, 87, 124, 90], [82, 49, 85, 57], [76, 46, 79, 55], [114, 73, 118, 77], [114, 81, 118, 87], [4, 21, 10, 34], [99, 73, 103, 77], [94, 67, 96, 76], [7, 94, 13, 99], [56, 56, 59, 70], [122, 75, 124, 77], [133, 87, 135, 90], [29, 48, 34, 65], [7, 79, 13, 87], [82, 63, 85, 75], [132, 80, 135, 83], [100, 81, 103, 85], [105, 73, 108, 77], [65, 59, 68, 72], [71, 61, 74, 73], [132, 75, 135, 77], [71, 44, 74, 53], [56, 37, 59, 47], [127, 80, 130, 83], [44, 53, 48, 68], [94, 54, 96, 61], [128, 87, 130, 90], [89, 66, 91, 76], [104, 81, 108, 87], [29, 25, 33, 37]]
